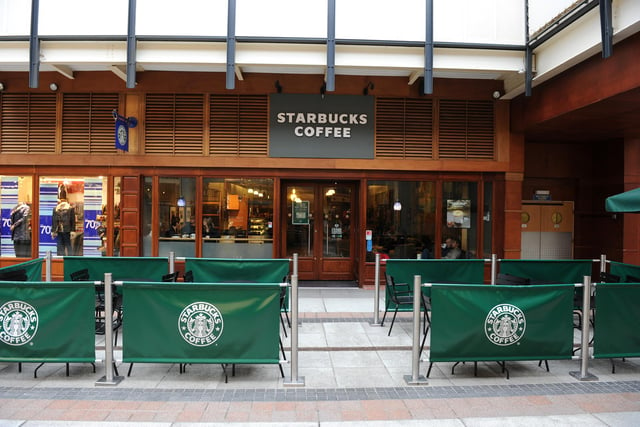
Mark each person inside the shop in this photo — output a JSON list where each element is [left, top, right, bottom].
[[10, 201, 31, 257], [164, 216, 181, 237], [52, 196, 75, 256], [442, 237, 462, 259]]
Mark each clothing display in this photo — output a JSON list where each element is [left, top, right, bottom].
[[10, 202, 31, 257], [52, 199, 76, 256]]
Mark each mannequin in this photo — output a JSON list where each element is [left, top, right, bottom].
[[52, 197, 76, 256], [10, 201, 31, 257]]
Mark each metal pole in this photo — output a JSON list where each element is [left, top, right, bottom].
[[570, 277, 598, 381], [404, 275, 427, 384], [371, 253, 381, 325], [600, 254, 607, 274], [96, 273, 124, 385], [284, 273, 305, 386], [45, 250, 52, 281], [169, 251, 175, 274], [293, 252, 298, 276], [491, 254, 497, 284]]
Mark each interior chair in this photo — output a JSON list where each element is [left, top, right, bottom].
[[183, 270, 194, 282], [625, 274, 640, 283], [381, 273, 430, 338], [70, 268, 90, 281], [162, 271, 179, 282]]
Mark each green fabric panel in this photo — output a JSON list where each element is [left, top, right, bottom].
[[609, 261, 640, 282], [122, 282, 281, 364], [593, 283, 640, 358], [185, 258, 289, 283], [429, 284, 574, 362], [63, 257, 169, 282], [0, 282, 95, 362], [499, 260, 592, 283], [0, 259, 43, 281]]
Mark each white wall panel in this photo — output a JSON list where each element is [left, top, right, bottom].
[[39, 0, 128, 36], [236, 0, 327, 38]]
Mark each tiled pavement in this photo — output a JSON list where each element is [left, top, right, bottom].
[[1, 287, 639, 426]]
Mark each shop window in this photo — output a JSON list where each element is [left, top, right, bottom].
[[1, 176, 33, 258], [158, 177, 196, 258], [38, 177, 108, 257], [442, 182, 478, 259], [366, 181, 436, 261], [203, 178, 273, 258]]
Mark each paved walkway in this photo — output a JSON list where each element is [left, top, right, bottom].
[[1, 287, 639, 426]]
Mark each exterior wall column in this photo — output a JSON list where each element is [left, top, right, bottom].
[[503, 132, 525, 259], [623, 137, 640, 264]]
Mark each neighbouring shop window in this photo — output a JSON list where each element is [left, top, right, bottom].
[[158, 177, 196, 258], [142, 177, 153, 257], [442, 182, 478, 259], [203, 178, 274, 258], [366, 181, 436, 261], [1, 176, 33, 258], [38, 177, 108, 257]]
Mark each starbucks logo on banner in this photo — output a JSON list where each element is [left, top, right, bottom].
[[0, 300, 39, 346], [484, 303, 526, 346], [178, 302, 223, 347]]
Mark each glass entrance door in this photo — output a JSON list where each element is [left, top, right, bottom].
[[283, 182, 355, 281]]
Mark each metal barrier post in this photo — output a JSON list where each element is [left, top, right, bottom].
[[371, 253, 381, 326], [570, 276, 598, 381], [404, 275, 427, 384], [45, 251, 52, 282], [96, 273, 124, 386], [284, 273, 305, 386], [169, 251, 175, 274], [600, 254, 607, 274], [490, 254, 497, 284]]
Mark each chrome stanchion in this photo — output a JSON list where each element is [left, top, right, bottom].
[[570, 276, 598, 381], [284, 273, 305, 386], [405, 275, 427, 384], [96, 273, 124, 386], [600, 254, 607, 274], [490, 254, 497, 285], [45, 251, 52, 282], [371, 253, 381, 326], [169, 251, 175, 274]]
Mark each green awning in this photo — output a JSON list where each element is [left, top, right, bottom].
[[605, 188, 640, 213]]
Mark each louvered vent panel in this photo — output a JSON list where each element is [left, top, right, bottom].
[[0, 93, 56, 153], [145, 94, 178, 155], [238, 95, 268, 156], [375, 98, 406, 158], [466, 101, 494, 159], [210, 95, 240, 156], [439, 100, 494, 159], [174, 94, 204, 156], [404, 99, 433, 158], [62, 94, 90, 153]]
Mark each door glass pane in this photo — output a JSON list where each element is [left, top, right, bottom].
[[442, 182, 478, 259], [286, 185, 314, 257], [322, 185, 351, 258]]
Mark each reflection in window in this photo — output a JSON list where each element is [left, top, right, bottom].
[[158, 177, 196, 258], [366, 181, 435, 261], [38, 176, 107, 257], [1, 176, 33, 258]]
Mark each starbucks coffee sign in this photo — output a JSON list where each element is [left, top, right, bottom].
[[269, 94, 374, 159]]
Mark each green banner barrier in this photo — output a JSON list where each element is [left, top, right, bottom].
[[63, 256, 169, 282], [122, 282, 281, 364], [609, 261, 640, 282], [499, 260, 592, 283], [0, 282, 95, 362], [185, 258, 289, 283], [593, 283, 640, 358], [430, 284, 574, 362], [0, 258, 43, 281]]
